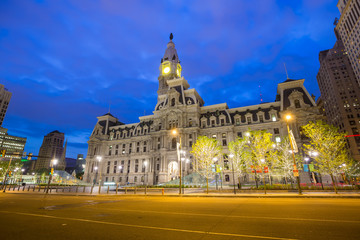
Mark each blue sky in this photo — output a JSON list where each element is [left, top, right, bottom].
[[0, 0, 340, 158]]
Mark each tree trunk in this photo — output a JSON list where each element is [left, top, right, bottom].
[[263, 174, 267, 194], [319, 173, 324, 190], [285, 177, 288, 187], [290, 177, 294, 189], [206, 177, 209, 194], [254, 171, 258, 189], [330, 173, 338, 194], [238, 176, 241, 189]]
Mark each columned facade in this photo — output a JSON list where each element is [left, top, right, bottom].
[[84, 35, 323, 186]]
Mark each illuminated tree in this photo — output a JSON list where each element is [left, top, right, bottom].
[[191, 136, 223, 193], [245, 129, 275, 193], [228, 137, 251, 188], [272, 137, 302, 188], [301, 120, 353, 193]]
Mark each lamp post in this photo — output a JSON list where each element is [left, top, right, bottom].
[[46, 159, 58, 194], [97, 156, 102, 194], [172, 129, 182, 195], [285, 114, 302, 195]]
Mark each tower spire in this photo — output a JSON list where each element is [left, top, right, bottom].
[[170, 33, 173, 41]]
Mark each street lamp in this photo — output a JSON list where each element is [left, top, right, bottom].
[[229, 154, 236, 194], [284, 114, 302, 195], [46, 159, 58, 194], [97, 156, 102, 194], [172, 129, 182, 195]]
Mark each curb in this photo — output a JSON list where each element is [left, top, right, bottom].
[[2, 191, 360, 198]]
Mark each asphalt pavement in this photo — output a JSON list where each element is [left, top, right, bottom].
[[0, 193, 359, 240]]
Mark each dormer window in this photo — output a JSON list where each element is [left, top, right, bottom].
[[259, 115, 264, 123], [295, 99, 301, 108], [171, 98, 175, 106]]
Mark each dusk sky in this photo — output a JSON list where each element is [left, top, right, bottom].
[[0, 0, 340, 158]]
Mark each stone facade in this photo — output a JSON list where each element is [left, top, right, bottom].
[[35, 130, 66, 170], [84, 36, 323, 186]]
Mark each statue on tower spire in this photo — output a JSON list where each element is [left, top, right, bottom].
[[170, 33, 173, 41]]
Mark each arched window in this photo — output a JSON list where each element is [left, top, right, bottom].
[[93, 147, 97, 155], [295, 99, 301, 108], [225, 175, 230, 182], [134, 176, 137, 182], [171, 98, 175, 106], [172, 138, 177, 149]]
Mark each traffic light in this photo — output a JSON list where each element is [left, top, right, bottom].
[[0, 149, 6, 157], [8, 171, 12, 177], [50, 168, 54, 175], [27, 153, 33, 160]]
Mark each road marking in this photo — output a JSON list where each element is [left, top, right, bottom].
[[91, 207, 360, 224], [0, 210, 297, 240]]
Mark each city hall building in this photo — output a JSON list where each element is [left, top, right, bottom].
[[84, 35, 323, 186]]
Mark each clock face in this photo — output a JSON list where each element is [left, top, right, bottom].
[[163, 67, 170, 74]]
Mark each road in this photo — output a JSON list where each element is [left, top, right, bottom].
[[0, 193, 359, 240]]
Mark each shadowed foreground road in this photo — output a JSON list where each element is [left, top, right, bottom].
[[0, 194, 359, 240]]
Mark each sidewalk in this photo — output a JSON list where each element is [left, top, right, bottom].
[[2, 186, 360, 198]]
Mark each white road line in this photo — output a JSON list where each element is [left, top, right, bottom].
[[90, 207, 360, 224], [0, 210, 297, 240]]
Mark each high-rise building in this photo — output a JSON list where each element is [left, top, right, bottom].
[[0, 127, 26, 160], [0, 84, 12, 127], [83, 35, 323, 186], [317, 34, 360, 161], [335, 0, 360, 85], [35, 130, 66, 170]]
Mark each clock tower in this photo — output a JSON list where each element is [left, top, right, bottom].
[[158, 33, 182, 95]]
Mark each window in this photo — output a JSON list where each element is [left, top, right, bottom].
[[211, 120, 215, 126], [106, 161, 110, 174], [225, 175, 230, 182], [189, 134, 192, 139], [172, 138, 177, 149], [134, 176, 137, 182], [271, 114, 276, 122], [274, 128, 279, 134], [247, 117, 252, 124], [171, 98, 175, 106], [259, 115, 264, 123], [189, 119, 193, 127], [202, 121, 206, 128], [221, 119, 225, 126], [295, 100, 301, 108], [189, 141, 193, 147], [212, 134, 216, 139], [237, 132, 242, 138], [135, 164, 139, 173], [222, 139, 227, 146], [236, 118, 240, 125], [157, 164, 160, 171]]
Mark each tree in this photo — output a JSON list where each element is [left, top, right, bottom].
[[0, 159, 23, 182], [245, 129, 275, 193], [272, 137, 302, 189], [301, 120, 353, 193], [191, 136, 223, 193], [228, 137, 251, 189]]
